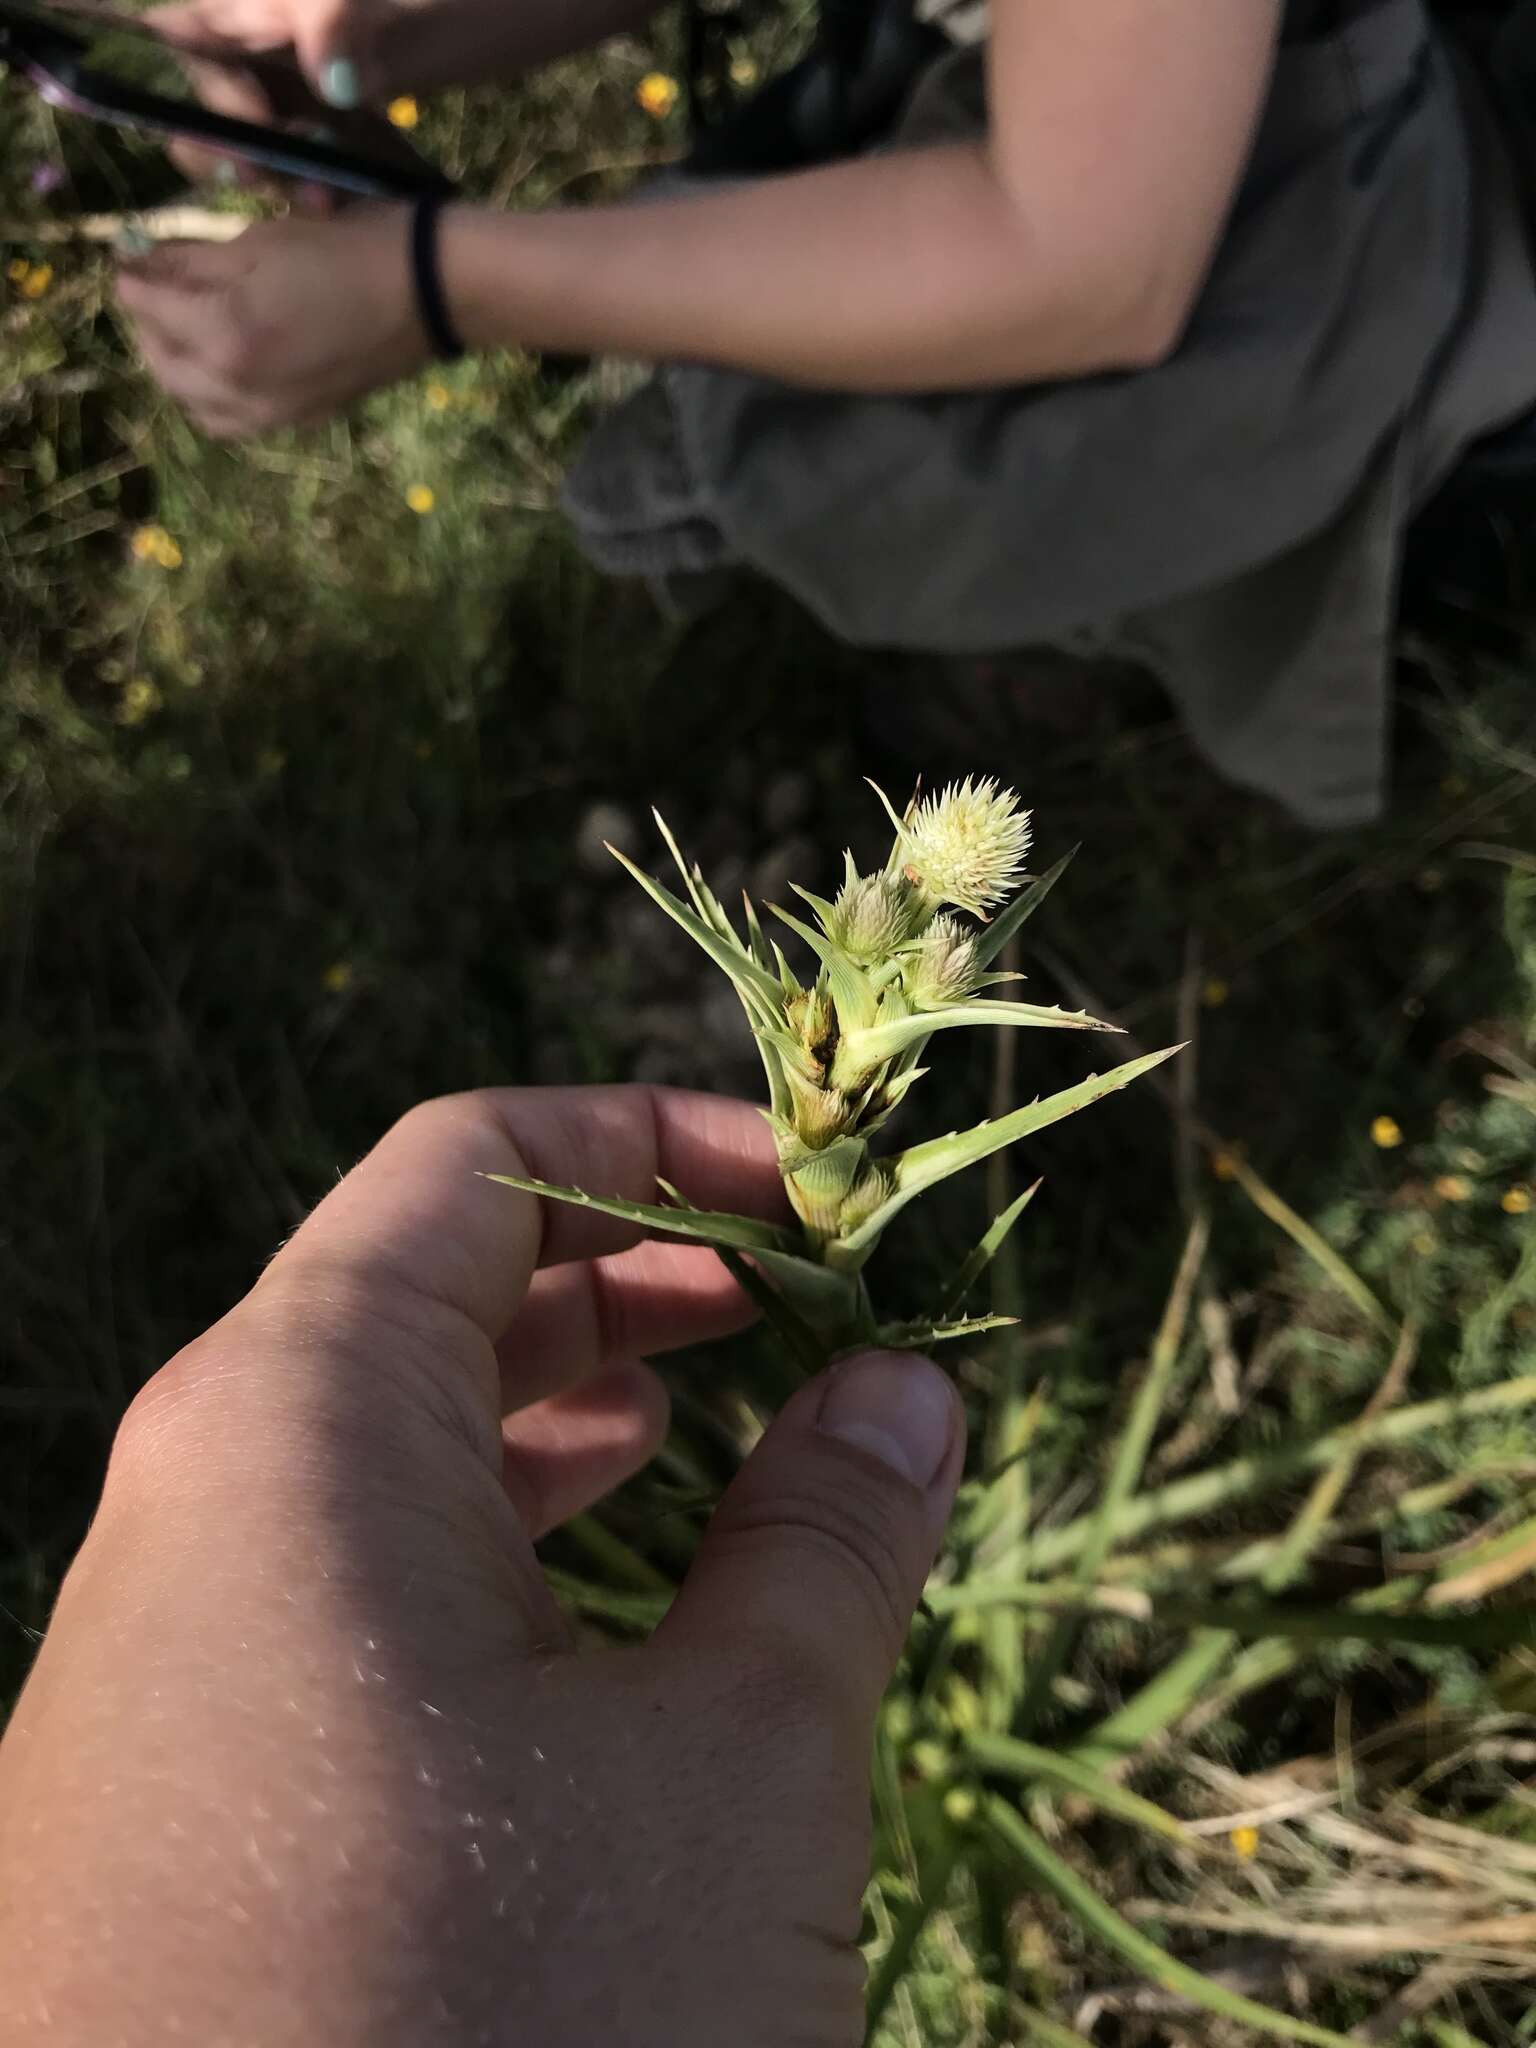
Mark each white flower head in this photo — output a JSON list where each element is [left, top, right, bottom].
[[903, 914, 979, 1008], [900, 778, 1032, 918], [831, 872, 925, 964]]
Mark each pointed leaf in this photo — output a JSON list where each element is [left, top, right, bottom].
[[657, 1180, 825, 1374], [939, 1181, 1042, 1316], [877, 1314, 1019, 1349], [750, 1245, 864, 1336], [482, 1173, 793, 1253], [651, 809, 715, 925], [843, 998, 1116, 1072], [609, 844, 784, 1013], [836, 1046, 1183, 1254], [769, 903, 879, 1033], [973, 848, 1077, 969], [789, 882, 841, 935]]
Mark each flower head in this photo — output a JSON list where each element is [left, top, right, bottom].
[[1230, 1826, 1260, 1861], [405, 484, 435, 515], [1371, 1116, 1403, 1151], [115, 676, 162, 726], [902, 914, 979, 1008], [1434, 1174, 1471, 1204], [425, 382, 452, 412], [130, 524, 182, 569], [900, 777, 1031, 918], [831, 872, 924, 964], [1504, 1187, 1532, 1217], [636, 72, 680, 119], [387, 96, 420, 129]]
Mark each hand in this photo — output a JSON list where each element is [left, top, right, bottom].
[[0, 1086, 965, 2048], [116, 208, 432, 437], [149, 0, 385, 112]]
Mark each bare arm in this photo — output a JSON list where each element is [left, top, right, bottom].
[[375, 0, 662, 94], [441, 0, 1285, 390]]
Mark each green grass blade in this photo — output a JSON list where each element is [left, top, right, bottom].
[[1147, 1598, 1535, 1651], [965, 1733, 1187, 1841], [482, 1173, 792, 1253], [1014, 1213, 1208, 1731], [985, 1801, 1358, 2048], [1010, 2005, 1097, 2048], [839, 1046, 1182, 1255], [1220, 1148, 1391, 1333], [978, 1376, 1536, 1575]]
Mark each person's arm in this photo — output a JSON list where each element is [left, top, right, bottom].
[[442, 0, 1283, 388], [115, 0, 1284, 435]]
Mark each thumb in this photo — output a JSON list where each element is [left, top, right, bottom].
[[658, 1351, 964, 1725]]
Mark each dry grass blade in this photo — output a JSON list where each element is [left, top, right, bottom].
[[1214, 1149, 1392, 1335]]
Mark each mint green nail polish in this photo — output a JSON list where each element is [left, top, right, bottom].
[[320, 58, 360, 108], [215, 158, 239, 187]]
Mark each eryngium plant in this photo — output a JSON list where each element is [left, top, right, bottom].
[[492, 779, 1177, 1367]]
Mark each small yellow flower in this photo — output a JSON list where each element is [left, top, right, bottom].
[[20, 261, 52, 300], [1412, 1230, 1437, 1257], [729, 54, 759, 88], [942, 1786, 977, 1824], [1201, 976, 1231, 1010], [405, 483, 436, 515], [1230, 1825, 1260, 1861], [387, 96, 420, 129], [1434, 1174, 1471, 1204], [322, 961, 354, 995], [1504, 1187, 1532, 1217], [1211, 1149, 1239, 1183], [6, 257, 29, 284], [425, 382, 452, 411], [636, 71, 681, 119], [131, 524, 183, 569], [116, 677, 162, 726], [1371, 1116, 1403, 1151]]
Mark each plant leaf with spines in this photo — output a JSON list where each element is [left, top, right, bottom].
[[939, 1182, 1042, 1316], [482, 1173, 792, 1254], [835, 1046, 1183, 1255]]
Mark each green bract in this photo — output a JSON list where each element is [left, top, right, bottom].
[[490, 780, 1179, 1361]]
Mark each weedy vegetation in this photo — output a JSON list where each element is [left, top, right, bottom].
[[3, 14, 1536, 2044]]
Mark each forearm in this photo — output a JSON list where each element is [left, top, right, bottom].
[[442, 144, 1172, 394]]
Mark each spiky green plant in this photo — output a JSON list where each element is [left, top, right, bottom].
[[490, 778, 1178, 1363]]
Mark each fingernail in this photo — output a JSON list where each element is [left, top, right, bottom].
[[214, 158, 239, 187], [319, 58, 360, 108], [819, 1351, 957, 1489], [114, 227, 155, 258]]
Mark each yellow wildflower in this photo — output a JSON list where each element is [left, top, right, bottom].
[[636, 71, 681, 119], [6, 257, 29, 283], [1412, 1230, 1436, 1257], [387, 95, 420, 129], [425, 382, 452, 411], [1230, 1825, 1260, 1861], [131, 524, 183, 569], [1504, 1187, 1532, 1217], [322, 961, 354, 995], [405, 483, 436, 515], [1371, 1116, 1403, 1151], [1434, 1174, 1471, 1204], [729, 54, 759, 88], [1211, 1149, 1239, 1183], [116, 677, 162, 726], [1201, 976, 1231, 1009], [19, 261, 52, 300]]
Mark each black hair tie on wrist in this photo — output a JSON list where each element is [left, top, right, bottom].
[[410, 195, 465, 363]]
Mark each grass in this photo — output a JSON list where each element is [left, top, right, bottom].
[[4, 22, 1536, 2043]]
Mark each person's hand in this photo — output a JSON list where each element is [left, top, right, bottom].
[[0, 1086, 966, 2048], [150, 0, 387, 115], [115, 207, 432, 437]]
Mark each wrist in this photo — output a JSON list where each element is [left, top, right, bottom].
[[435, 204, 508, 355]]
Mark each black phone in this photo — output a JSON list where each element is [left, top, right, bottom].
[[0, 0, 454, 199]]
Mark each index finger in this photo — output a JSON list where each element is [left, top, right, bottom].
[[257, 1085, 784, 1349]]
